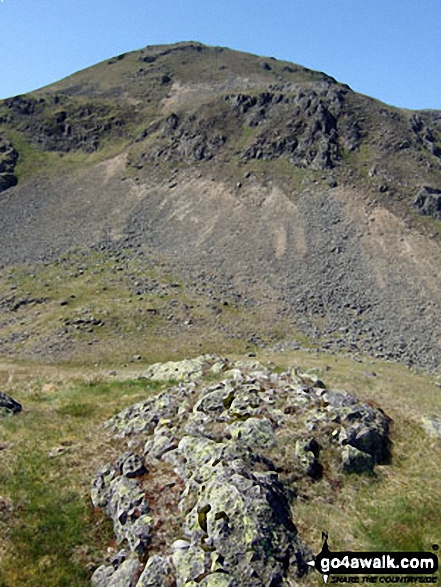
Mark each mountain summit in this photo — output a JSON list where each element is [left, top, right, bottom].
[[1, 42, 441, 369]]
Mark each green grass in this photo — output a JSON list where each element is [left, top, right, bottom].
[[354, 422, 441, 553], [0, 450, 98, 587], [0, 375, 166, 586], [359, 494, 441, 553], [57, 402, 97, 418], [3, 127, 133, 184]]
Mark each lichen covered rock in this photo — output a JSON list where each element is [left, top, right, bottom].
[[91, 557, 142, 587], [90, 355, 391, 585]]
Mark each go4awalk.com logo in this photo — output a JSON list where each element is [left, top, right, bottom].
[[307, 534, 439, 584]]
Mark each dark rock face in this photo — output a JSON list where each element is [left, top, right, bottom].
[[147, 111, 229, 162], [135, 83, 363, 171], [0, 391, 22, 415], [231, 86, 345, 169], [0, 137, 19, 194], [0, 173, 18, 193], [413, 186, 441, 220], [342, 445, 374, 474], [90, 357, 391, 586], [3, 95, 135, 154], [408, 114, 441, 159]]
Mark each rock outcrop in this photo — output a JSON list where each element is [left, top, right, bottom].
[[412, 186, 441, 220], [90, 356, 391, 586], [3, 95, 135, 154]]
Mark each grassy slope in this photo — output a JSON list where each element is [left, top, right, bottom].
[[0, 245, 304, 366]]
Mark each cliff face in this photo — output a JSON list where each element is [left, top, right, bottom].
[[1, 42, 441, 370]]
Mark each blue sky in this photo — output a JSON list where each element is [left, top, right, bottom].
[[0, 0, 440, 110]]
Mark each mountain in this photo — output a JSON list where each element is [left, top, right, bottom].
[[1, 41, 441, 370], [1, 43, 441, 587]]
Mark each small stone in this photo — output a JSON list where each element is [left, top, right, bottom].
[[0, 495, 13, 513], [421, 416, 441, 438], [172, 540, 191, 551], [49, 446, 68, 458]]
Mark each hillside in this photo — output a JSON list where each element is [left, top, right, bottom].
[[1, 42, 441, 370]]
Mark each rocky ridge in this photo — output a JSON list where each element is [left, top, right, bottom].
[[90, 356, 391, 586]]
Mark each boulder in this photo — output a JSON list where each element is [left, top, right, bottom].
[[106, 386, 192, 437], [0, 391, 22, 416], [228, 416, 277, 449], [141, 356, 216, 382], [295, 439, 323, 479], [324, 390, 391, 464], [91, 471, 152, 552], [171, 442, 310, 585], [91, 565, 115, 587], [91, 463, 117, 509], [199, 575, 239, 587], [144, 421, 178, 459], [91, 557, 142, 587]]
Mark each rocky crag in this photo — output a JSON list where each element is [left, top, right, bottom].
[[90, 356, 390, 586], [0, 137, 18, 192]]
